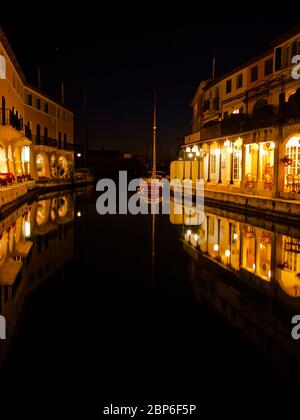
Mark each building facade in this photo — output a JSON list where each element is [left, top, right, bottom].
[[171, 27, 300, 200], [0, 27, 74, 182]]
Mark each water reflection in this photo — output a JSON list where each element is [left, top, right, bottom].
[[0, 193, 74, 364], [171, 201, 300, 382]]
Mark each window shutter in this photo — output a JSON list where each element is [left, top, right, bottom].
[[292, 41, 297, 57], [275, 47, 282, 71]]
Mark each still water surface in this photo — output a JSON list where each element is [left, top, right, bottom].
[[0, 188, 300, 400]]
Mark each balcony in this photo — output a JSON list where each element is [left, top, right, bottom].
[[199, 100, 300, 141], [25, 125, 32, 140], [64, 142, 75, 151], [0, 108, 23, 131]]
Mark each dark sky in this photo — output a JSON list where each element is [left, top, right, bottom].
[[1, 7, 299, 158]]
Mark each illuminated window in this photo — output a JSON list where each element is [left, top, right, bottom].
[[233, 154, 240, 180], [286, 136, 300, 176]]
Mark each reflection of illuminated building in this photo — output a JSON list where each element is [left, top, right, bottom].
[[0, 193, 74, 364], [171, 202, 300, 382]]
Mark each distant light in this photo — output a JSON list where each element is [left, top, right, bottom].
[[192, 145, 198, 153], [213, 244, 219, 252], [77, 153, 82, 158], [233, 233, 238, 240], [187, 229, 191, 236], [77, 211, 82, 217], [253, 263, 256, 270], [228, 147, 233, 154], [196, 151, 201, 157], [215, 148, 221, 156], [186, 147, 191, 153], [268, 270, 272, 279], [194, 234, 199, 241], [225, 249, 231, 257], [188, 153, 193, 158]]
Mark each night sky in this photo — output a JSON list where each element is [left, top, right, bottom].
[[1, 8, 299, 158]]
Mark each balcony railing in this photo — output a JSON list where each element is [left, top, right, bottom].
[[0, 108, 23, 131], [199, 100, 300, 141], [25, 125, 32, 140]]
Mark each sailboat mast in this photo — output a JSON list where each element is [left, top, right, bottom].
[[152, 90, 157, 178]]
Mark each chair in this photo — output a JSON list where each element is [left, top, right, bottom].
[[263, 173, 273, 191]]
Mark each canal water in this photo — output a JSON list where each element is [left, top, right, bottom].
[[0, 187, 300, 402]]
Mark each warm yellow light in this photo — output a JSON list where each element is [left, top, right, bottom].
[[225, 249, 231, 257], [253, 263, 256, 270], [192, 145, 198, 153], [252, 143, 259, 150], [213, 244, 219, 252], [23, 146, 30, 163], [194, 234, 199, 241], [77, 211, 81, 217], [24, 221, 31, 238], [234, 137, 243, 148], [215, 148, 221, 156], [224, 140, 230, 147], [186, 147, 191, 153], [196, 151, 201, 157], [268, 270, 272, 279], [228, 147, 233, 154], [187, 229, 191, 236], [286, 136, 300, 148], [77, 153, 82, 158], [233, 233, 238, 240], [188, 153, 193, 158]]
